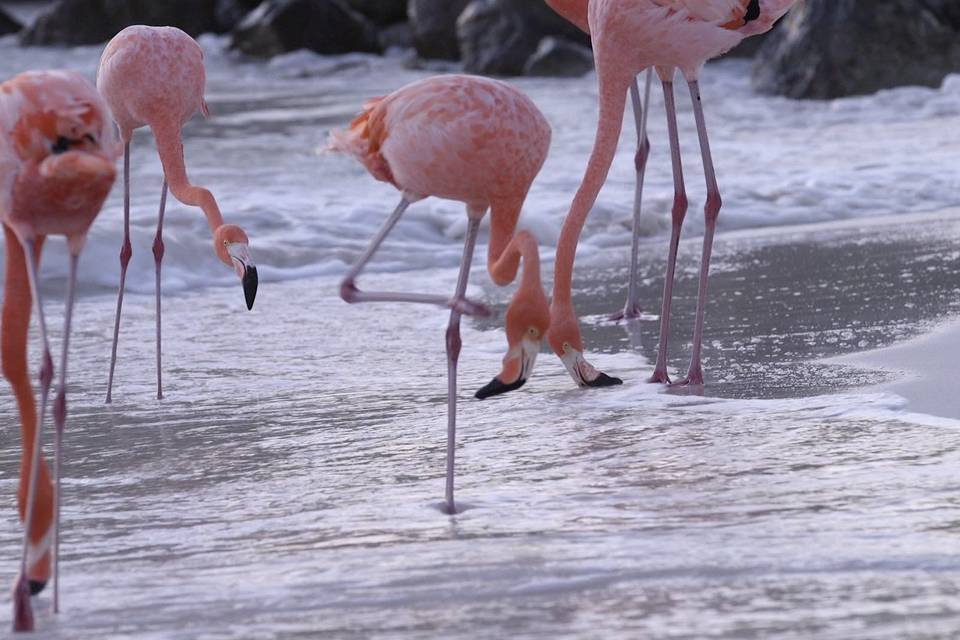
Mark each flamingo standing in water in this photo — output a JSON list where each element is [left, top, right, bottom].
[[97, 25, 259, 402], [329, 75, 552, 514], [545, 0, 795, 387], [1, 70, 119, 632]]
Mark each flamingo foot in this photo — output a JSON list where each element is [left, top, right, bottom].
[[607, 302, 643, 323], [449, 297, 492, 318], [670, 366, 705, 388], [12, 574, 35, 632], [648, 368, 671, 385]]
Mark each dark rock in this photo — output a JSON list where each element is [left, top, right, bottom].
[[524, 37, 593, 77], [379, 21, 413, 50], [216, 0, 262, 32], [408, 0, 469, 60], [753, 0, 960, 99], [20, 0, 224, 46], [922, 0, 960, 30], [0, 7, 21, 34], [231, 0, 381, 57], [0, 7, 22, 35], [344, 0, 406, 26], [457, 0, 590, 76]]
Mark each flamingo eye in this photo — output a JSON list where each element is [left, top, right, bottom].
[[51, 136, 71, 154]]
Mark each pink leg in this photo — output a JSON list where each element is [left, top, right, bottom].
[[153, 180, 168, 400], [340, 197, 490, 318], [611, 68, 653, 323], [649, 77, 688, 385], [13, 240, 54, 633], [51, 253, 78, 614], [105, 142, 132, 404], [674, 80, 722, 387], [444, 216, 481, 515]]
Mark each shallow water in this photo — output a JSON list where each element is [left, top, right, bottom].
[[1, 30, 960, 640]]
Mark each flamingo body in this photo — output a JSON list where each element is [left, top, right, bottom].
[[97, 25, 208, 140], [333, 75, 551, 205]]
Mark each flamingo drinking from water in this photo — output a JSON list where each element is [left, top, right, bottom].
[[97, 25, 258, 402], [329, 75, 552, 514], [545, 0, 795, 387], [1, 70, 119, 632]]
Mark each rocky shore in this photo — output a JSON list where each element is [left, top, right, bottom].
[[3, 0, 959, 92]]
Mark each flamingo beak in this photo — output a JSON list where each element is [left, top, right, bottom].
[[475, 337, 541, 400], [559, 344, 623, 389], [227, 242, 258, 310]]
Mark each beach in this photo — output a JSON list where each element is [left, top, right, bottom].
[[1, 28, 960, 640]]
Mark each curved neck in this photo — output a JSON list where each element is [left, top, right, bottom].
[[1, 225, 52, 530], [553, 68, 630, 305], [488, 201, 542, 291], [152, 121, 224, 232]]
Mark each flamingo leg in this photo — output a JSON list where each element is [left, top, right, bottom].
[[674, 79, 721, 387], [13, 239, 54, 633], [444, 215, 481, 515], [105, 142, 132, 403], [51, 253, 78, 614], [340, 197, 490, 318], [612, 68, 653, 322], [649, 75, 688, 385], [153, 180, 167, 400]]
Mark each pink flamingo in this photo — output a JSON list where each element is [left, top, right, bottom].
[[545, 0, 795, 387], [97, 25, 258, 402], [1, 70, 119, 632], [329, 75, 552, 514]]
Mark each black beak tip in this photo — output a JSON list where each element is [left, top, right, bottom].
[[243, 266, 259, 311], [28, 580, 47, 596], [585, 372, 623, 388], [475, 376, 527, 400]]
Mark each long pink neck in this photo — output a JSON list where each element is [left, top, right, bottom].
[[152, 121, 224, 232], [544, 0, 590, 33], [488, 214, 542, 293], [553, 68, 630, 306]]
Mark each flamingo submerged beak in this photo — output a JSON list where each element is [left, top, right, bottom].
[[475, 337, 541, 400], [227, 242, 258, 310]]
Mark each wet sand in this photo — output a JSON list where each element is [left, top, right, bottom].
[[1, 209, 960, 638]]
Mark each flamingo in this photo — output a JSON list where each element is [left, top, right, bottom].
[[1, 70, 119, 632], [545, 0, 795, 387], [329, 75, 552, 514], [96, 25, 258, 402]]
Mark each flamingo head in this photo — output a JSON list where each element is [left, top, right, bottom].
[[741, 0, 799, 36], [475, 287, 550, 400], [4, 70, 119, 247], [214, 224, 258, 310]]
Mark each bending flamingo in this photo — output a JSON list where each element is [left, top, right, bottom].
[[546, 0, 654, 322], [329, 75, 552, 514], [97, 25, 258, 402], [1, 70, 119, 632], [547, 0, 795, 387]]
